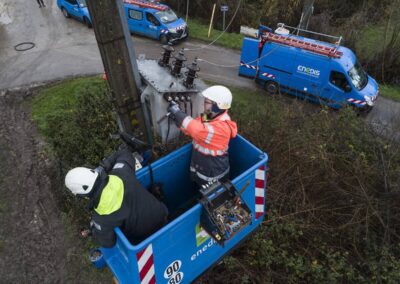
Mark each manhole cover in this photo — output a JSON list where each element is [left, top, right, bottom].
[[14, 42, 35, 51]]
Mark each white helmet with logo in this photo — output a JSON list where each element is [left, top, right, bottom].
[[201, 85, 232, 110], [65, 167, 99, 196]]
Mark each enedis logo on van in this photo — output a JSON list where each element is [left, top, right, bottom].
[[297, 65, 320, 78]]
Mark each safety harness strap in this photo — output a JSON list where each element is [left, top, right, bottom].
[[190, 166, 230, 182]]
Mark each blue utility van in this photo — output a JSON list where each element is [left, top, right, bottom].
[[57, 0, 92, 28], [239, 24, 379, 111], [123, 0, 188, 44], [57, 0, 188, 44], [94, 135, 268, 283]]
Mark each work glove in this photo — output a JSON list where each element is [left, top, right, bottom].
[[167, 101, 187, 127], [79, 227, 92, 238], [167, 101, 181, 116], [98, 158, 113, 173], [98, 149, 122, 173]]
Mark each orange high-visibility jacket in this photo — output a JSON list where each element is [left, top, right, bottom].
[[180, 111, 237, 182]]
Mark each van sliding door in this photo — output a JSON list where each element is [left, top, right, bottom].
[[292, 53, 328, 103], [260, 44, 295, 88], [127, 9, 144, 36]]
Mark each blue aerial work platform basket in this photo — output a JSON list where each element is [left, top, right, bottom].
[[99, 134, 268, 284]]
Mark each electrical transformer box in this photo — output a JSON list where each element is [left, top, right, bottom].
[[137, 47, 206, 143]]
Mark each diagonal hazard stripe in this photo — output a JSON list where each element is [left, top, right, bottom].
[[141, 264, 155, 284], [137, 244, 153, 271], [139, 254, 155, 280]]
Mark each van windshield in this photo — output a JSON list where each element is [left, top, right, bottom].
[[348, 61, 368, 90], [77, 0, 87, 7], [155, 9, 178, 24]]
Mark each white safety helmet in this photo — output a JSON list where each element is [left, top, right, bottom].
[[65, 167, 99, 196], [201, 85, 232, 110]]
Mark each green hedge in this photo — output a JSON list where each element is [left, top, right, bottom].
[[32, 77, 119, 170]]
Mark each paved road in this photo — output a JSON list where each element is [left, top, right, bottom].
[[0, 0, 398, 136], [0, 0, 252, 90]]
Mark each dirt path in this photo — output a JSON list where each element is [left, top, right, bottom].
[[0, 89, 68, 282]]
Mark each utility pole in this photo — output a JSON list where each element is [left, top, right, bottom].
[[297, 0, 315, 35], [86, 0, 149, 143], [186, 0, 189, 23]]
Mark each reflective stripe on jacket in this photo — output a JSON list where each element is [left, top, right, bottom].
[[181, 111, 237, 156]]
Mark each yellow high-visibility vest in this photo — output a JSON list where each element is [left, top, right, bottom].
[[95, 175, 124, 215]]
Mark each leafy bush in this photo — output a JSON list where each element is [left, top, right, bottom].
[[32, 77, 119, 170]]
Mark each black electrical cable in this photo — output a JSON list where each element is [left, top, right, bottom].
[[190, 101, 193, 117], [149, 162, 155, 186], [166, 116, 171, 144], [178, 103, 184, 141]]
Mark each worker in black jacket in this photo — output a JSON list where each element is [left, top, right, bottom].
[[65, 148, 168, 247]]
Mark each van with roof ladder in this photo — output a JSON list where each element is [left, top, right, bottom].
[[124, 0, 188, 44], [57, 0, 188, 44], [239, 23, 379, 111]]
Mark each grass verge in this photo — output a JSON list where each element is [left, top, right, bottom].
[[380, 84, 400, 102], [187, 18, 244, 49], [32, 76, 106, 134]]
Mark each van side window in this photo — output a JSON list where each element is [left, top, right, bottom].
[[146, 13, 160, 26], [330, 71, 349, 91], [66, 0, 78, 4], [129, 9, 142, 21]]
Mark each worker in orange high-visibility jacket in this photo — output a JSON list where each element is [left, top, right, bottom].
[[168, 85, 238, 187]]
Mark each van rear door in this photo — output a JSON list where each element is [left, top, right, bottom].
[[126, 8, 145, 35]]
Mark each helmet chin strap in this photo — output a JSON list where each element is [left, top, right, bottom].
[[211, 102, 221, 113], [202, 102, 224, 121], [202, 111, 225, 122]]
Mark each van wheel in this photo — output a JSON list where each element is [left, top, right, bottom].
[[83, 17, 92, 28], [160, 35, 168, 44], [264, 81, 279, 95], [61, 7, 70, 18]]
